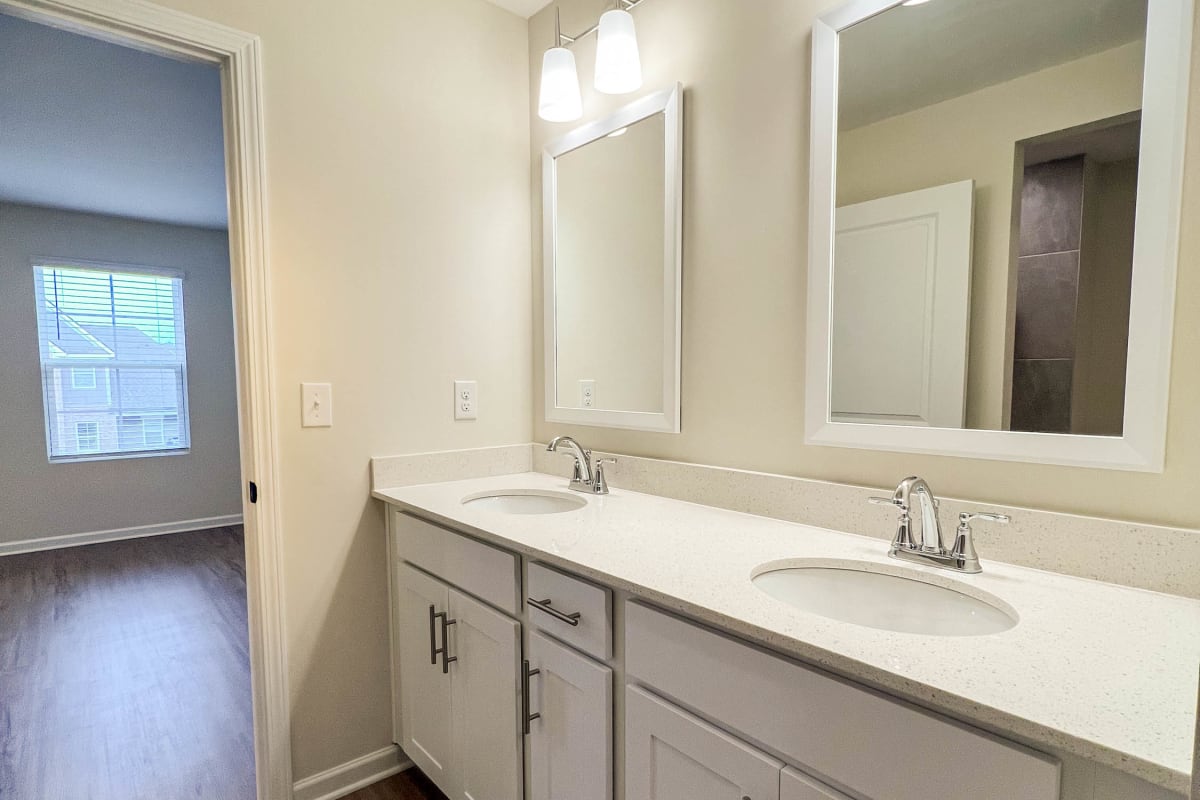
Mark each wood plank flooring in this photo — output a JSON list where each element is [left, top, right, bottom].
[[0, 526, 255, 800], [342, 769, 447, 800]]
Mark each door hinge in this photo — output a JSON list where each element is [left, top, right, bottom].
[[248, 481, 258, 504]]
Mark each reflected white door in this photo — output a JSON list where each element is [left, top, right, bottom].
[[832, 180, 974, 428]]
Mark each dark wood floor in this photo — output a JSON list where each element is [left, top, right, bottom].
[[343, 768, 447, 800], [0, 526, 255, 799]]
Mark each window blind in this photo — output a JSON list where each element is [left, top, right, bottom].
[[33, 264, 191, 461]]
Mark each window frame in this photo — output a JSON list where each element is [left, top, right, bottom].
[[70, 367, 97, 389], [75, 421, 101, 453], [32, 259, 192, 464]]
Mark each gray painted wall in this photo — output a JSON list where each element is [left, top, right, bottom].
[[0, 202, 241, 545]]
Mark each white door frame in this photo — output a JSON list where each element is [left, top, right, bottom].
[[0, 1, 291, 798]]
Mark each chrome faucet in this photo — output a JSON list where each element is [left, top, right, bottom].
[[869, 476, 1009, 574], [546, 436, 616, 495]]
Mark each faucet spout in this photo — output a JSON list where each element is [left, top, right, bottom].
[[894, 476, 943, 553], [546, 436, 593, 484]]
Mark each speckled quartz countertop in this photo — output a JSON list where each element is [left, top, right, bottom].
[[373, 472, 1200, 793]]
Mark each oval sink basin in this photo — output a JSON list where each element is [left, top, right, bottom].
[[462, 490, 587, 515], [751, 560, 1016, 636]]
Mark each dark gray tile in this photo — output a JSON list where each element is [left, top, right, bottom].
[[1020, 156, 1085, 256], [1014, 251, 1080, 360], [1011, 359, 1073, 433]]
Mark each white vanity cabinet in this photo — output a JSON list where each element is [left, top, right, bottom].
[[390, 517, 523, 800], [384, 507, 1172, 800], [526, 631, 613, 800]]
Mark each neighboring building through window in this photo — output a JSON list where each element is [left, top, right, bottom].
[[33, 264, 191, 461]]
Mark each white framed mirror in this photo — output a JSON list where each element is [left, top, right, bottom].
[[806, 0, 1192, 471], [543, 83, 684, 433]]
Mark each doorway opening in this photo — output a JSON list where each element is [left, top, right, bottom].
[[0, 2, 287, 798]]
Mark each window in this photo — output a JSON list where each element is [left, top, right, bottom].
[[75, 421, 100, 453], [71, 367, 97, 389], [33, 264, 191, 461]]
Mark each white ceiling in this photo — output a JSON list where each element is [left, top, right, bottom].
[[0, 13, 228, 229], [483, 0, 553, 18], [839, 0, 1147, 130]]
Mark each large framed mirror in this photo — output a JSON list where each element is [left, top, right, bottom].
[[806, 0, 1191, 470], [544, 84, 683, 432]]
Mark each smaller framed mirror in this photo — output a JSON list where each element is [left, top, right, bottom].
[[543, 84, 684, 432]]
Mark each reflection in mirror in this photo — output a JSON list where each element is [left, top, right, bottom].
[[544, 84, 683, 433], [555, 113, 666, 414], [832, 0, 1146, 435]]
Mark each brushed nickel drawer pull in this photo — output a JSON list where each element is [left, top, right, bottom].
[[528, 597, 582, 626]]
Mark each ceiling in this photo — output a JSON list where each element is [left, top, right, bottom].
[[0, 13, 228, 229], [839, 0, 1147, 130], [483, 0, 553, 18]]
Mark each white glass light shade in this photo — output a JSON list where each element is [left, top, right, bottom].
[[594, 9, 642, 95], [538, 47, 583, 122]]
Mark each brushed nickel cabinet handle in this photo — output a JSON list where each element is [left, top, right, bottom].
[[431, 609, 457, 674], [522, 659, 541, 735], [428, 604, 438, 665], [528, 597, 582, 627]]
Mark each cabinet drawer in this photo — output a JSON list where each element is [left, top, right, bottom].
[[625, 601, 1060, 800], [526, 562, 612, 659], [393, 511, 519, 615]]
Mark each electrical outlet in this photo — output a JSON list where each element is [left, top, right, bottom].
[[301, 383, 333, 427], [579, 379, 596, 408], [454, 380, 478, 420]]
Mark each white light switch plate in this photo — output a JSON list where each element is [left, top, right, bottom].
[[301, 383, 333, 427], [454, 380, 478, 420]]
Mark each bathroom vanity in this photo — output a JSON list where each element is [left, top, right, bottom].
[[375, 471, 1198, 800]]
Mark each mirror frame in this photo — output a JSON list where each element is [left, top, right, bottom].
[[806, 0, 1193, 471], [543, 83, 684, 433]]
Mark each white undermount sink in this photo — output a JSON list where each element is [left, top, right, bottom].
[[461, 489, 587, 515], [752, 559, 1017, 636]]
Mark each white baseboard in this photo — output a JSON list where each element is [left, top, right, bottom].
[[0, 514, 244, 557], [292, 745, 412, 800]]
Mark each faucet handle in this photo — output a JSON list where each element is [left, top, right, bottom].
[[868, 496, 903, 509], [593, 458, 616, 495], [959, 511, 1010, 526], [950, 511, 1010, 573]]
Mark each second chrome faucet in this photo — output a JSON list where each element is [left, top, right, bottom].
[[547, 436, 616, 495], [869, 476, 1009, 574]]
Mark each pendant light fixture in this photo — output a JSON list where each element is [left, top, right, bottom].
[[594, 6, 642, 94], [538, 8, 583, 122], [537, 1, 648, 123]]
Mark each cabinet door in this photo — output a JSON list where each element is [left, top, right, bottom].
[[780, 768, 853, 800], [626, 685, 782, 800], [527, 632, 613, 800], [396, 564, 454, 791], [449, 588, 522, 800]]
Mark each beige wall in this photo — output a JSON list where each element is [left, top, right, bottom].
[[141, 0, 533, 780], [530, 0, 1200, 531], [836, 42, 1144, 430], [555, 112, 666, 412], [0, 202, 241, 543]]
